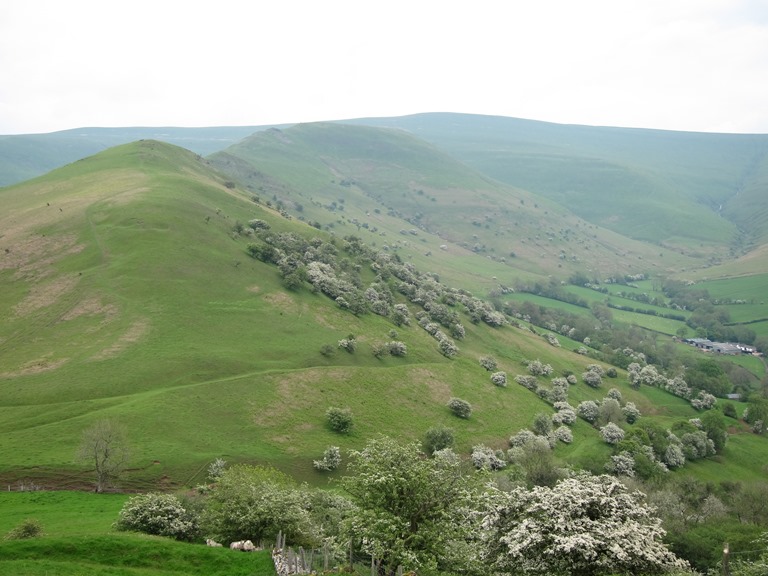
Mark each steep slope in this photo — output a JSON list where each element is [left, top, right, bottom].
[[211, 122, 698, 282], [1, 139, 737, 489]]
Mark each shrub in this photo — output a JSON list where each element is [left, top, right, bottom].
[[207, 458, 226, 482], [527, 359, 553, 376], [471, 445, 506, 470], [623, 402, 641, 424], [553, 425, 573, 444], [479, 356, 498, 371], [438, 336, 459, 358], [605, 451, 636, 477], [606, 388, 622, 402], [490, 371, 507, 387], [326, 407, 353, 434], [338, 338, 357, 353], [515, 374, 538, 391], [600, 422, 626, 445], [387, 341, 408, 357], [423, 425, 455, 455], [577, 400, 600, 423], [320, 344, 336, 357], [447, 397, 472, 419], [582, 369, 602, 389], [532, 412, 553, 436], [4, 519, 43, 540], [115, 493, 199, 541], [313, 446, 342, 471]]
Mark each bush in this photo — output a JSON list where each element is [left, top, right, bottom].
[[447, 397, 472, 419], [623, 401, 641, 424], [577, 400, 600, 423], [313, 446, 342, 471], [115, 493, 199, 541], [326, 407, 353, 434], [600, 422, 626, 445], [471, 444, 506, 470], [338, 338, 357, 353], [387, 340, 408, 357], [479, 356, 498, 371], [554, 425, 573, 444], [4, 518, 43, 540], [490, 371, 507, 387], [320, 344, 336, 357], [438, 336, 459, 358], [423, 425, 455, 455]]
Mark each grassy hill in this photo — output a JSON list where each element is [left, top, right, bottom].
[[1, 133, 767, 495], [210, 122, 698, 281], [348, 113, 768, 258], [0, 126, 279, 186]]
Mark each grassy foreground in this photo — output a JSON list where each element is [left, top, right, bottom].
[[0, 535, 275, 576], [0, 491, 275, 576]]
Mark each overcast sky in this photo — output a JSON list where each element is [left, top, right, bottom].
[[1, 0, 767, 135]]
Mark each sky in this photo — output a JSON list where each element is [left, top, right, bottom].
[[1, 0, 767, 135]]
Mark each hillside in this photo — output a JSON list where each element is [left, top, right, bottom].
[[1, 138, 767, 492], [348, 113, 768, 260], [210, 122, 698, 282], [0, 126, 278, 186]]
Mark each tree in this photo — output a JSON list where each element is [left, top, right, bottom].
[[482, 473, 688, 576], [202, 464, 314, 546], [700, 410, 728, 453], [340, 436, 492, 575], [77, 419, 130, 493]]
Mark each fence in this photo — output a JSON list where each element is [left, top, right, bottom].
[[272, 532, 408, 576]]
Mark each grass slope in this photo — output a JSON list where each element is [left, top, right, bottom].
[[211, 122, 697, 280], [0, 126, 279, 186], [349, 112, 768, 260], [0, 137, 766, 493]]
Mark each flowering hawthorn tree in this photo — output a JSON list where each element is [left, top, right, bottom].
[[341, 436, 493, 575], [481, 473, 688, 576]]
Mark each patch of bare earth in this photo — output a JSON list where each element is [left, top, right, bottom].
[[90, 319, 150, 360], [0, 356, 68, 378], [61, 297, 118, 323], [263, 291, 298, 314], [12, 274, 80, 318], [410, 367, 451, 402]]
